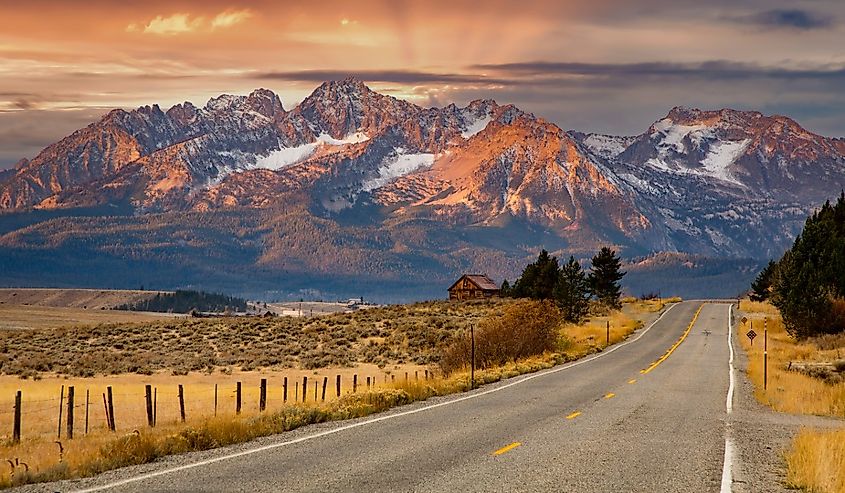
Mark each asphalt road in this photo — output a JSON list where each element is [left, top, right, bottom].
[[40, 301, 794, 492]]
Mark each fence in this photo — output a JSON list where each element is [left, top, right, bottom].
[[1, 369, 435, 444]]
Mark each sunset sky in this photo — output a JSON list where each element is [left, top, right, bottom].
[[1, 0, 844, 168]]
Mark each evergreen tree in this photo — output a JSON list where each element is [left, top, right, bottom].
[[555, 256, 591, 323], [588, 247, 626, 310], [768, 193, 845, 338], [512, 249, 560, 300], [749, 260, 776, 302], [500, 279, 511, 297]]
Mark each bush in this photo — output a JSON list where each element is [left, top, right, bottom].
[[439, 300, 562, 374]]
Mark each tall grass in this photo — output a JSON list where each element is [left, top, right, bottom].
[[786, 428, 845, 493], [739, 301, 845, 493]]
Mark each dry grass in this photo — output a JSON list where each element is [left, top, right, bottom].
[[786, 428, 845, 493], [737, 301, 845, 417], [0, 304, 178, 331], [739, 300, 845, 493], [0, 298, 664, 488]]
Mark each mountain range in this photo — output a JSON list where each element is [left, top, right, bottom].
[[1, 78, 843, 301]]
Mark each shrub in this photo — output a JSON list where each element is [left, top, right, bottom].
[[439, 300, 561, 374]]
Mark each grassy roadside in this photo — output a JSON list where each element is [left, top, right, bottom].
[[0, 299, 667, 488], [738, 301, 845, 493]]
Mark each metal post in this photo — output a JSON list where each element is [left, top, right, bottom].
[[764, 318, 768, 391], [470, 324, 476, 389], [85, 389, 89, 435]]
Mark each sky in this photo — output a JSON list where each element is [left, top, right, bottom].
[[1, 0, 844, 168]]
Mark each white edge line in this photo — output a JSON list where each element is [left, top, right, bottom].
[[73, 302, 688, 493], [720, 303, 735, 493]]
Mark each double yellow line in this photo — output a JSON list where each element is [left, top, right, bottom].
[[640, 304, 704, 375]]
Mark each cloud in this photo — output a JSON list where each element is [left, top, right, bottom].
[[132, 9, 252, 36], [471, 60, 845, 83], [143, 13, 205, 35], [254, 69, 510, 85], [211, 9, 252, 29], [730, 9, 834, 30]]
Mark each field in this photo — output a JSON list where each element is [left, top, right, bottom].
[[0, 304, 181, 331], [0, 288, 163, 310], [0, 297, 668, 487], [738, 301, 845, 493]]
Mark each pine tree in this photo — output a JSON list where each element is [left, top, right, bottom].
[[512, 249, 560, 300], [588, 247, 626, 310], [500, 279, 511, 296], [555, 256, 591, 323], [750, 260, 776, 302]]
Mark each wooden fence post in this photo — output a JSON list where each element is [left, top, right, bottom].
[[178, 384, 186, 423], [145, 385, 154, 427], [321, 377, 327, 401], [66, 386, 74, 440], [353, 375, 357, 393], [295, 381, 298, 402], [415, 371, 418, 381], [236, 382, 242, 415], [85, 389, 90, 435], [13, 390, 21, 444], [302, 377, 308, 403], [405, 372, 408, 382], [107, 386, 116, 431], [153, 387, 157, 426], [313, 380, 317, 401], [336, 375, 341, 397], [57, 385, 65, 439], [366, 376, 371, 389], [425, 369, 429, 380], [214, 384, 218, 417], [283, 377, 288, 403], [102, 393, 109, 430], [259, 379, 267, 412]]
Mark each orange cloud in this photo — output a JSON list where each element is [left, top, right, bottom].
[[211, 9, 253, 29], [143, 13, 205, 35]]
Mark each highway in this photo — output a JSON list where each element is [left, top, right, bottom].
[[50, 301, 790, 492]]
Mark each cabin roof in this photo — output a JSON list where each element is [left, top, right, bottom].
[[448, 274, 499, 292]]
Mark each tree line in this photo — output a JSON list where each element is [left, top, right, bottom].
[[750, 193, 845, 338], [501, 247, 626, 323], [115, 290, 248, 314]]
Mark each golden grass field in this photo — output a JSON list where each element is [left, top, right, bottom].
[[0, 304, 179, 331], [738, 300, 845, 493], [0, 297, 669, 488]]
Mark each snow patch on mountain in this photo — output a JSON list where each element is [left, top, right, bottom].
[[253, 132, 371, 171], [582, 134, 635, 160], [362, 149, 435, 191], [462, 115, 492, 138], [316, 132, 370, 145], [652, 119, 714, 153], [254, 142, 319, 170], [700, 139, 751, 185]]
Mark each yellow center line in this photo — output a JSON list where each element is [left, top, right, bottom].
[[604, 392, 615, 399], [492, 442, 521, 456], [641, 304, 704, 375], [628, 379, 637, 384], [566, 411, 582, 420]]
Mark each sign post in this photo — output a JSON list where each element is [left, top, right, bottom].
[[764, 318, 768, 391], [746, 329, 757, 346]]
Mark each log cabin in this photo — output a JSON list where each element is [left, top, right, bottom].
[[447, 274, 500, 300]]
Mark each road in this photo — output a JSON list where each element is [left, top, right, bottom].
[[42, 301, 794, 492]]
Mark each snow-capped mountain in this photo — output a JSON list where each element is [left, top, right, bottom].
[[1, 79, 844, 299]]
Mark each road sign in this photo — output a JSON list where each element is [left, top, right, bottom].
[[746, 329, 757, 345], [741, 316, 748, 325]]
